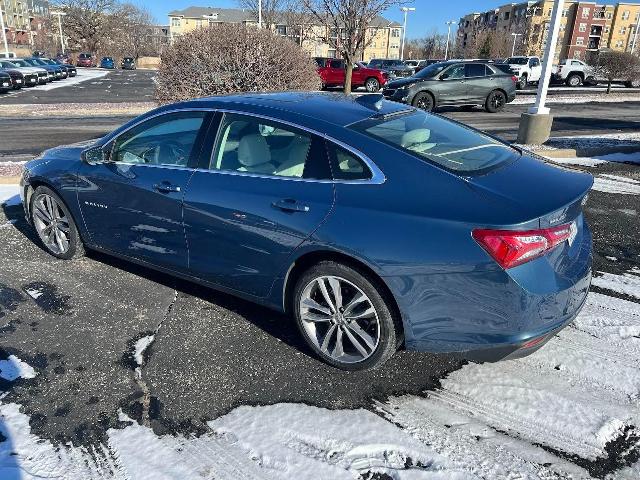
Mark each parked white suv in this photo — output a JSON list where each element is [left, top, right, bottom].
[[552, 59, 597, 87], [504, 56, 542, 89]]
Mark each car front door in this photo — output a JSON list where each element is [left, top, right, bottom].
[[77, 110, 212, 272], [438, 63, 468, 103], [183, 112, 335, 298], [328, 59, 346, 86], [465, 63, 491, 102]]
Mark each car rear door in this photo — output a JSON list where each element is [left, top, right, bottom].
[[182, 111, 335, 298], [77, 110, 212, 273], [465, 63, 492, 102]]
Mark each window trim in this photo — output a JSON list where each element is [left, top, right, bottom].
[[93, 107, 385, 185], [204, 109, 385, 185]]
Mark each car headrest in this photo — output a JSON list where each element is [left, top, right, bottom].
[[238, 134, 271, 167], [401, 129, 431, 148]]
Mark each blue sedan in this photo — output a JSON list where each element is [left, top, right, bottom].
[[19, 93, 593, 370], [100, 56, 115, 69]]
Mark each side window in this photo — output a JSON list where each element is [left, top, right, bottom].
[[443, 64, 465, 79], [328, 143, 372, 181], [111, 112, 206, 167], [529, 58, 540, 67], [211, 113, 331, 180], [330, 59, 344, 69], [465, 63, 486, 78], [571, 60, 582, 66]]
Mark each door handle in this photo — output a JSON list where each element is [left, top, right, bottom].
[[153, 183, 181, 193], [272, 199, 310, 212]]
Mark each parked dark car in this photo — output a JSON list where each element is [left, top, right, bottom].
[[100, 57, 115, 69], [0, 67, 26, 89], [50, 58, 77, 76], [121, 57, 136, 70], [0, 59, 49, 84], [368, 58, 414, 78], [20, 92, 593, 370], [32, 50, 48, 58], [0, 71, 12, 93], [22, 57, 66, 80], [383, 61, 517, 113], [76, 53, 95, 67], [316, 58, 388, 92], [414, 59, 442, 73], [56, 53, 73, 65]]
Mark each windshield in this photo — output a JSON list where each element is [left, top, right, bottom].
[[506, 57, 528, 65], [79, 54, 91, 59], [414, 62, 448, 79], [12, 60, 28, 67], [350, 110, 517, 174]]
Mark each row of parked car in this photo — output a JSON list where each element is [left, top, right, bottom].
[[72, 53, 137, 70], [0, 56, 78, 94]]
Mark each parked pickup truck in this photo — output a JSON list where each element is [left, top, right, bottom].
[[504, 56, 542, 89], [315, 58, 388, 92], [552, 59, 598, 86]]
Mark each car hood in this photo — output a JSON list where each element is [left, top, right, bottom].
[[465, 154, 593, 228], [14, 66, 46, 74], [386, 77, 423, 88], [27, 139, 100, 170]]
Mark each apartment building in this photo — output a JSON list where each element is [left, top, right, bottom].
[[457, 1, 640, 61], [0, 0, 50, 48], [168, 6, 403, 61]]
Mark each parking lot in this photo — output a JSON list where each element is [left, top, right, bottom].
[[0, 69, 639, 478]]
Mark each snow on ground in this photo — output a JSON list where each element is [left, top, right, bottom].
[[551, 151, 640, 167], [592, 174, 640, 195], [512, 92, 640, 105], [0, 184, 19, 206], [0, 254, 638, 479], [27, 68, 109, 92]]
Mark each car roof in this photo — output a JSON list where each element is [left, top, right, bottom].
[[176, 92, 413, 128]]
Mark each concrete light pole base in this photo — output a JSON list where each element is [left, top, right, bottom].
[[516, 112, 554, 145]]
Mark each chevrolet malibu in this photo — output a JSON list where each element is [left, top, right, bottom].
[[20, 93, 593, 370]]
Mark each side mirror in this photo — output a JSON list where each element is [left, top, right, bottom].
[[353, 64, 360, 70], [82, 145, 109, 164], [440, 73, 450, 80]]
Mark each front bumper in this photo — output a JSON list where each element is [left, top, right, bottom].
[[382, 87, 411, 104]]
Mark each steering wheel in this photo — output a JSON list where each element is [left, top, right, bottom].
[[157, 141, 189, 166]]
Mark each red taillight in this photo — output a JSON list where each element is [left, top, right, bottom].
[[472, 223, 575, 269], [511, 75, 518, 84]]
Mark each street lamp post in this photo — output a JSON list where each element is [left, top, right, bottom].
[[0, 5, 9, 57], [50, 11, 67, 54], [511, 32, 523, 56], [400, 7, 415, 61], [258, 0, 262, 28], [444, 20, 456, 60], [631, 11, 640, 54], [517, 0, 565, 144]]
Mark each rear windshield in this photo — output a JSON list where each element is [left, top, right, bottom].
[[506, 57, 528, 65], [414, 63, 448, 78], [79, 53, 91, 58], [350, 110, 517, 174]]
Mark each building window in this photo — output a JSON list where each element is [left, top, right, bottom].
[[604, 26, 610, 33], [391, 29, 400, 37], [196, 19, 202, 27], [620, 26, 627, 34], [171, 17, 181, 27], [616, 40, 624, 48], [622, 10, 630, 20], [562, 8, 568, 17], [504, 11, 510, 20], [579, 23, 586, 32], [607, 12, 612, 19], [276, 25, 287, 36], [576, 37, 584, 45], [582, 7, 590, 18]]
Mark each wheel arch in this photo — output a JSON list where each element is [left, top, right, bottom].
[[281, 249, 405, 342]]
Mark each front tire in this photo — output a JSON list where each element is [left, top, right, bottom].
[[293, 261, 400, 371], [566, 73, 583, 87], [485, 90, 507, 113], [364, 77, 380, 92], [30, 186, 85, 260], [412, 91, 435, 112]]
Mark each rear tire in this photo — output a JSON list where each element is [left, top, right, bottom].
[[364, 77, 380, 92], [566, 73, 583, 87], [30, 186, 85, 260], [412, 91, 435, 112], [516, 74, 528, 90], [293, 261, 401, 371], [485, 90, 507, 113], [625, 79, 640, 88]]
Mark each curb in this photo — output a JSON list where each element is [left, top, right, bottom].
[[527, 145, 640, 158]]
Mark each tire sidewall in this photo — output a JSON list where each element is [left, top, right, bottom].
[[293, 261, 399, 371], [412, 91, 434, 111], [30, 186, 83, 260], [485, 90, 506, 113], [567, 74, 582, 87]]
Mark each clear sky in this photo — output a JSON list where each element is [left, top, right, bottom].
[[140, 0, 522, 38]]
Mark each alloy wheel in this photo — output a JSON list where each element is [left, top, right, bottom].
[[416, 95, 433, 111], [299, 275, 381, 364], [32, 194, 71, 255], [365, 78, 380, 92], [491, 92, 505, 110]]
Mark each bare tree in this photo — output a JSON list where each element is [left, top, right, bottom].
[[114, 3, 154, 59], [236, 0, 284, 27], [405, 30, 448, 60], [594, 50, 640, 93], [53, 0, 117, 53], [301, 0, 408, 93]]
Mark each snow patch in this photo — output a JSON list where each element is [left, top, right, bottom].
[[133, 335, 155, 367], [549, 151, 640, 167], [0, 356, 36, 381], [592, 174, 640, 195], [24, 287, 44, 300], [592, 270, 640, 299], [0, 184, 20, 207]]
